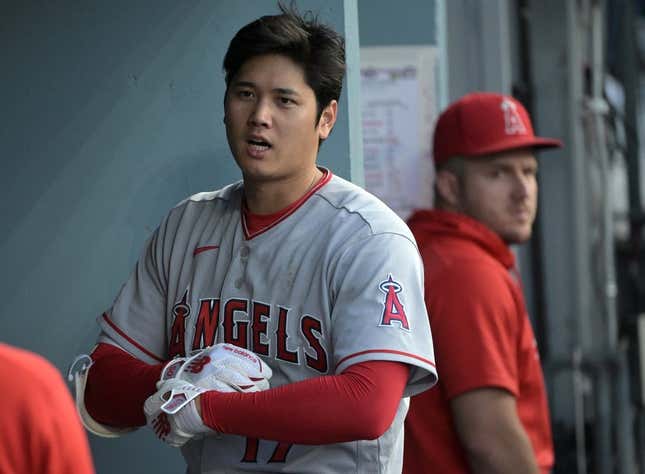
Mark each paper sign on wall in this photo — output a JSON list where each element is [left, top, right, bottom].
[[360, 46, 440, 219]]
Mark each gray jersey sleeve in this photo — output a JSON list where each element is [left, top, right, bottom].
[[97, 218, 169, 364], [330, 232, 437, 397]]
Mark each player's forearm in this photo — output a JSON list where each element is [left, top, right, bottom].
[[201, 360, 409, 444], [461, 426, 539, 474], [85, 343, 164, 427], [450, 387, 540, 474]]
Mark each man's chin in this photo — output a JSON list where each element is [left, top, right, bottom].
[[502, 229, 532, 245], [239, 164, 279, 182]]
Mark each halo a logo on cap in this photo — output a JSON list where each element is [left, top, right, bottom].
[[501, 98, 527, 135]]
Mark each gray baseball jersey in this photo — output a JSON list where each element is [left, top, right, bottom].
[[98, 170, 437, 473]]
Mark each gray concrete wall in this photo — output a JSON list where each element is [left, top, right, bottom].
[[444, 0, 512, 100], [358, 0, 436, 46]]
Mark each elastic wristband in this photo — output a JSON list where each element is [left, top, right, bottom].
[[173, 399, 213, 435]]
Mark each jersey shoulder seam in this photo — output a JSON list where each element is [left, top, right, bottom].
[[171, 181, 243, 209], [313, 193, 417, 248]]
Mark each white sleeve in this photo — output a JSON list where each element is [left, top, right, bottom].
[[330, 232, 437, 397], [97, 218, 169, 364]]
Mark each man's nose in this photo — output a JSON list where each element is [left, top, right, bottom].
[[512, 173, 531, 199], [248, 99, 271, 127]]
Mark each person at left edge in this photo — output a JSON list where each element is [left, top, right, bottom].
[[74, 5, 437, 474], [0, 343, 95, 474]]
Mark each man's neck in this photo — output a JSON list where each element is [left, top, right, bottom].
[[244, 167, 323, 215]]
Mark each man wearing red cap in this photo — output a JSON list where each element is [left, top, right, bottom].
[[403, 92, 561, 474]]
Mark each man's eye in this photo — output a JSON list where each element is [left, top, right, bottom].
[[280, 97, 295, 105], [238, 90, 254, 99]]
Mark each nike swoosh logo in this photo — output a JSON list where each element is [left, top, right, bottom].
[[193, 245, 219, 256]]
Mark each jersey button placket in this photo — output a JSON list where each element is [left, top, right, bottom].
[[235, 246, 250, 288]]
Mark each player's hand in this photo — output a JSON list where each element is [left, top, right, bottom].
[[144, 378, 209, 447], [161, 343, 273, 393], [148, 344, 272, 447]]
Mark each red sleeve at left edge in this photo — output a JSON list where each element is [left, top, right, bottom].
[[84, 343, 164, 427], [202, 360, 410, 444]]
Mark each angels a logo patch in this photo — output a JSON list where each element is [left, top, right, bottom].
[[501, 98, 527, 135], [169, 288, 191, 358], [379, 274, 410, 330]]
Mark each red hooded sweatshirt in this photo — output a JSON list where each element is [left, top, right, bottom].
[[403, 209, 553, 474]]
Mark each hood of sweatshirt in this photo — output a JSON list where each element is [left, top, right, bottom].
[[407, 209, 515, 269]]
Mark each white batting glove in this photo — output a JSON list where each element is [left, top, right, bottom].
[[148, 344, 271, 447], [144, 378, 214, 447], [158, 356, 187, 385], [166, 343, 273, 393]]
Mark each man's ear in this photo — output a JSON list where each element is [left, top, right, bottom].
[[435, 170, 461, 208], [317, 100, 338, 140]]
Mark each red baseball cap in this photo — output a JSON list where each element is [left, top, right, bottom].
[[433, 92, 563, 166]]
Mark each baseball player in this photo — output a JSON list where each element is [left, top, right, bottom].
[[403, 92, 561, 473], [75, 5, 437, 473]]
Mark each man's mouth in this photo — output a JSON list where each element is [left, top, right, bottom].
[[247, 138, 271, 151], [512, 209, 531, 220]]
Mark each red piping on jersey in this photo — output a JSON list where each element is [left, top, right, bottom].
[[101, 313, 164, 362], [193, 245, 219, 256], [335, 349, 436, 371], [242, 169, 333, 240]]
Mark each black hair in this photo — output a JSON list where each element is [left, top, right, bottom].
[[223, 2, 346, 122]]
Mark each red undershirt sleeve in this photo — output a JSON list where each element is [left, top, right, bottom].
[[84, 343, 164, 427], [201, 360, 410, 444], [85, 343, 410, 444]]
